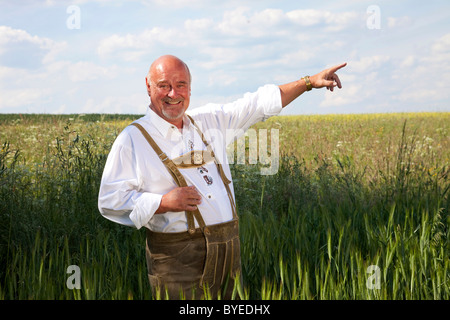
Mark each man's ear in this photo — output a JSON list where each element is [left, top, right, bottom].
[[145, 77, 151, 96]]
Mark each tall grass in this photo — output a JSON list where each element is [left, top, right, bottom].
[[0, 113, 448, 299]]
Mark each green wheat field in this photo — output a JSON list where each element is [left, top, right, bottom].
[[0, 112, 449, 300]]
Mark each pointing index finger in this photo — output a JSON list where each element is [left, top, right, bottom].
[[330, 62, 347, 74]]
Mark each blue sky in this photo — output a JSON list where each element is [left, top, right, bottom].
[[1, 0, 449, 115]]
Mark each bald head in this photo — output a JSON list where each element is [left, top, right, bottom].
[[146, 55, 191, 85]]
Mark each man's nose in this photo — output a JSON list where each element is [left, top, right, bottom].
[[168, 86, 178, 98]]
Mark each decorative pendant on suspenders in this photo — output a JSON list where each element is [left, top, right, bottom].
[[187, 139, 194, 151], [198, 166, 213, 186], [193, 152, 203, 165], [187, 138, 204, 165]]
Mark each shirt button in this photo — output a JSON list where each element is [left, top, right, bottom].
[[206, 193, 213, 199]]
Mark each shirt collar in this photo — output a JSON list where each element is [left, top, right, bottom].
[[145, 106, 192, 138]]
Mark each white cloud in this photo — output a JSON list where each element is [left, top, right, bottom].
[[97, 27, 187, 61], [276, 48, 315, 67], [184, 18, 214, 33], [392, 33, 450, 105], [0, 62, 60, 110], [43, 0, 125, 5], [97, 32, 146, 58], [207, 69, 237, 87], [0, 26, 48, 47], [387, 16, 413, 29], [431, 33, 450, 55], [0, 26, 125, 111], [217, 7, 287, 37], [395, 88, 440, 103], [80, 93, 146, 114], [287, 9, 326, 26], [0, 87, 48, 109], [97, 6, 360, 63], [0, 26, 66, 66], [348, 55, 390, 73], [320, 83, 364, 108], [141, 0, 206, 9], [67, 61, 118, 82], [399, 55, 415, 68], [286, 9, 360, 30]]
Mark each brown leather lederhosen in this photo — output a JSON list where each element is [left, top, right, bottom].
[[131, 116, 241, 300]]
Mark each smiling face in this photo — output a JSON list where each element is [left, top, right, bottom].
[[146, 55, 191, 128]]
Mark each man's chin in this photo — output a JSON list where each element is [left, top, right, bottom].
[[162, 108, 185, 121]]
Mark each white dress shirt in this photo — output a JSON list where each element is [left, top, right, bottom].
[[98, 84, 282, 232]]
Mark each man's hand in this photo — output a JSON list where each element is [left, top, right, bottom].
[[310, 63, 347, 92], [279, 62, 347, 107], [156, 186, 202, 214]]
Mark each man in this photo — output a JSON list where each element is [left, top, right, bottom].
[[98, 55, 346, 299]]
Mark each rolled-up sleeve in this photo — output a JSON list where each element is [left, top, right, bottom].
[[98, 131, 162, 229], [256, 84, 284, 119], [221, 84, 282, 129], [189, 84, 282, 145]]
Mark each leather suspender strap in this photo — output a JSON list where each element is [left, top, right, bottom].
[[187, 116, 231, 185], [130, 123, 182, 184], [130, 122, 205, 233], [186, 115, 238, 220]]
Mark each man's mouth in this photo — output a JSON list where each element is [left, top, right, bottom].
[[164, 99, 183, 106]]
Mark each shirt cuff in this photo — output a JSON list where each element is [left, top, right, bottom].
[[261, 84, 283, 120], [129, 192, 163, 229]]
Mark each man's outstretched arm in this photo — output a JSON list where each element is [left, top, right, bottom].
[[279, 63, 347, 108]]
